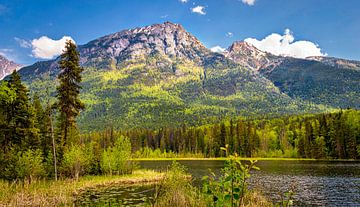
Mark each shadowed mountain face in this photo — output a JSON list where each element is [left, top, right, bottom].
[[0, 55, 22, 80], [12, 22, 359, 131], [226, 42, 360, 109]]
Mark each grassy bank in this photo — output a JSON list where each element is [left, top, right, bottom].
[[132, 157, 359, 162], [0, 170, 164, 207]]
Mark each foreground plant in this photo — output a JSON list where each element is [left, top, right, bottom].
[[202, 145, 265, 207], [148, 161, 205, 207]]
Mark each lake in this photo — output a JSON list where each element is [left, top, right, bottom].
[[76, 160, 360, 206]]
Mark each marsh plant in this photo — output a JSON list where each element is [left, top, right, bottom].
[[202, 145, 262, 207], [148, 161, 205, 207]]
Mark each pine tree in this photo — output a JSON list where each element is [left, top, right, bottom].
[[56, 40, 85, 147], [7, 71, 39, 149]]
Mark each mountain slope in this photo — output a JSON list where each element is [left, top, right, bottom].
[[16, 22, 323, 131], [0, 55, 22, 80], [226, 42, 360, 109], [261, 57, 360, 109]]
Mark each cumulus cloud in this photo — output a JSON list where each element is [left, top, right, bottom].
[[14, 37, 31, 48], [210, 46, 226, 53], [31, 36, 75, 59], [241, 0, 256, 6], [244, 29, 326, 58], [191, 6, 206, 15]]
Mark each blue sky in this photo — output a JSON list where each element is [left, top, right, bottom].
[[0, 0, 359, 65]]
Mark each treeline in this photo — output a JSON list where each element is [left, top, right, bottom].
[[83, 110, 360, 159]]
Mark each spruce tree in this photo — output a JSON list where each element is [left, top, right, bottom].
[[56, 40, 85, 147], [7, 71, 39, 149]]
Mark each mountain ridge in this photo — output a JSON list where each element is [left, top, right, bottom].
[[6, 21, 360, 130]]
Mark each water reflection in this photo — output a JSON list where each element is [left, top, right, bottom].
[[76, 160, 360, 206]]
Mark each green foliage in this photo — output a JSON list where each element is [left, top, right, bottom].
[[202, 147, 260, 207], [15, 149, 45, 182], [100, 135, 133, 175], [4, 149, 45, 182], [56, 40, 85, 146], [266, 58, 360, 109], [90, 109, 359, 160], [20, 55, 327, 131], [0, 71, 39, 150], [61, 144, 92, 180], [149, 161, 205, 207]]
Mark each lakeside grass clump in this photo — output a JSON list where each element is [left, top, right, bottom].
[[0, 170, 164, 207]]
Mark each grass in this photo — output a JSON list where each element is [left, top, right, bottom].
[[0, 170, 164, 207], [132, 157, 359, 162]]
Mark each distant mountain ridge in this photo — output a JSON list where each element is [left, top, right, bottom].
[[8, 22, 360, 130], [0, 55, 22, 80]]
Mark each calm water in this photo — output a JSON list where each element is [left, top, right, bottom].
[[76, 160, 360, 207]]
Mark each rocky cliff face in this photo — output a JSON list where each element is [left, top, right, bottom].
[[225, 41, 278, 71], [78, 22, 211, 69], [0, 55, 22, 80]]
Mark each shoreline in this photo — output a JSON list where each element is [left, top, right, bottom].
[[132, 157, 360, 162], [0, 170, 164, 207]]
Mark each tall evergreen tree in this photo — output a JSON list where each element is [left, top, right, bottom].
[[56, 40, 85, 146], [7, 71, 39, 149]]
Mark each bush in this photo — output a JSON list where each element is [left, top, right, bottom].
[[100, 135, 133, 175], [149, 161, 205, 207], [61, 144, 91, 180], [5, 149, 45, 182]]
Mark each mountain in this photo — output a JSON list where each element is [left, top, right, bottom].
[[225, 41, 278, 71], [0, 55, 22, 80], [78, 22, 212, 68], [258, 56, 360, 109], [226, 42, 360, 109], [16, 22, 321, 131]]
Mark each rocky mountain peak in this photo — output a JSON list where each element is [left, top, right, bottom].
[[225, 41, 276, 71], [0, 55, 22, 80], [79, 22, 209, 68]]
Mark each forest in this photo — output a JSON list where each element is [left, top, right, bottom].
[[1, 65, 359, 181], [84, 109, 360, 160], [1, 40, 359, 183]]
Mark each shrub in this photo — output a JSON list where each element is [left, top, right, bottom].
[[100, 135, 133, 175], [61, 144, 91, 180], [9, 149, 45, 182], [149, 161, 205, 207]]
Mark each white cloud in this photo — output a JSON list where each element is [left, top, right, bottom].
[[210, 46, 226, 53], [241, 0, 256, 6], [244, 29, 326, 58], [226, 32, 233, 38], [31, 36, 75, 59], [179, 0, 188, 3], [191, 6, 206, 15], [14, 37, 31, 48]]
